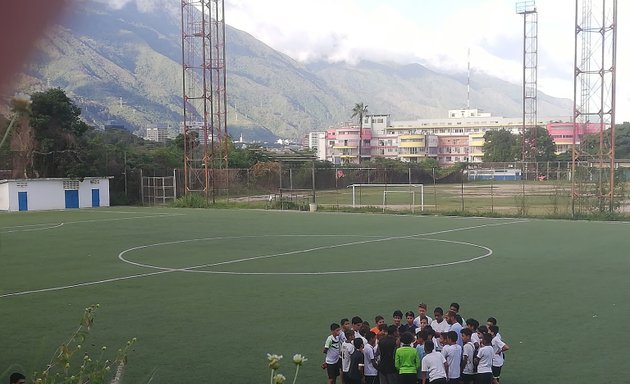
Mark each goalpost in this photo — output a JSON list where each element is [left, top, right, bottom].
[[348, 184, 424, 212], [140, 169, 177, 205]]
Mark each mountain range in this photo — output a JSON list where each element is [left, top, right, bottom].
[[13, 0, 573, 141]]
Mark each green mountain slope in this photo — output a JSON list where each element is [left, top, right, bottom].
[[16, 0, 572, 141]]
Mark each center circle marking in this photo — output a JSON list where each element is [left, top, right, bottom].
[[118, 234, 493, 275]]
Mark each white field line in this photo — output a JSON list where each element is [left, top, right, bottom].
[[162, 238, 493, 275], [0, 219, 527, 299], [1, 223, 65, 233], [0, 222, 62, 229], [0, 213, 184, 233], [118, 219, 527, 273], [0, 270, 173, 299]]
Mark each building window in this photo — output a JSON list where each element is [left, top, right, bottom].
[[63, 180, 80, 190]]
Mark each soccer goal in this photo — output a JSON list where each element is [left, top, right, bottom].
[[141, 173, 176, 205], [347, 184, 424, 212]]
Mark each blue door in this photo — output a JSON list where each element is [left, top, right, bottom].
[[91, 189, 100, 207], [65, 190, 79, 208], [18, 191, 28, 211]]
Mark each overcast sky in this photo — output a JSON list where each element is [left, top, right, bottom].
[[223, 0, 629, 122]]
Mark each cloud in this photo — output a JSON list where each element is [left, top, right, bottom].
[[95, 0, 173, 13], [83, 0, 629, 121], [224, 0, 629, 121]]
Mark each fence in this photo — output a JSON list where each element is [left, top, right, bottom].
[[125, 162, 627, 216]]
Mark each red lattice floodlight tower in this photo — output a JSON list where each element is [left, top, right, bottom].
[[181, 0, 227, 200], [571, 0, 617, 214]]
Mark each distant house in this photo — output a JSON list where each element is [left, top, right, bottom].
[[104, 121, 125, 130], [0, 178, 111, 212]]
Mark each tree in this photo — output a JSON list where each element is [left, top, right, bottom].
[[518, 126, 557, 161], [0, 94, 31, 149], [578, 121, 630, 160], [1, 95, 32, 177], [227, 141, 269, 169], [613, 122, 630, 158], [482, 129, 518, 162], [29, 88, 90, 178], [351, 103, 368, 164]]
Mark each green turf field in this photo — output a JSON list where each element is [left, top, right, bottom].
[[1, 207, 629, 383]]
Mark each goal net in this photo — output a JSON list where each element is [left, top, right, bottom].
[[141, 175, 176, 205], [348, 184, 424, 212]]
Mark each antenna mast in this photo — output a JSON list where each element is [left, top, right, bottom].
[[467, 48, 471, 109]]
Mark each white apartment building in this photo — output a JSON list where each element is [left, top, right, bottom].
[[306, 132, 327, 161], [146, 125, 168, 142]]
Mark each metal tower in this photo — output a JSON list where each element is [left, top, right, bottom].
[[571, 0, 617, 214], [208, 0, 228, 170], [181, 0, 227, 200], [516, 1, 538, 165]]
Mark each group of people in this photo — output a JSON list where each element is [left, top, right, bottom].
[[322, 303, 510, 384]]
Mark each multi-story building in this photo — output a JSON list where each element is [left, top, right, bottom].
[[547, 122, 601, 154], [146, 125, 168, 143], [305, 132, 326, 160], [437, 135, 470, 164], [325, 123, 373, 164], [366, 114, 399, 160], [317, 109, 574, 165]]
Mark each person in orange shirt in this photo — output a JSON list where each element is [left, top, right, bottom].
[[370, 315, 385, 334]]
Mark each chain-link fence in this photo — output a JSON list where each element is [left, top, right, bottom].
[[125, 162, 628, 217]]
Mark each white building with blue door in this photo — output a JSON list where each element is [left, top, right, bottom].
[[0, 178, 111, 212]]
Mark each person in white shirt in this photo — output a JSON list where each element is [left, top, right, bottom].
[[449, 302, 465, 325], [475, 325, 489, 350], [476, 333, 495, 384], [323, 323, 342, 384], [421, 340, 447, 384], [418, 316, 430, 332], [351, 316, 364, 340], [459, 328, 476, 384], [445, 310, 463, 347], [465, 318, 481, 348], [340, 331, 356, 384], [441, 331, 462, 384], [339, 318, 352, 343], [486, 317, 502, 341], [430, 307, 449, 351], [363, 331, 379, 384], [489, 325, 509, 383], [414, 303, 433, 327]]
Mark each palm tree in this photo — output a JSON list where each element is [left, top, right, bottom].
[[351, 103, 368, 164]]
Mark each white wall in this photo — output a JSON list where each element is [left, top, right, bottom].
[[0, 178, 110, 212], [0, 183, 8, 210]]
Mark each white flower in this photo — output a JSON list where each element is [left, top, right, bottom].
[[292, 354, 307, 366], [272, 373, 286, 384], [267, 353, 283, 361], [267, 353, 283, 370]]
